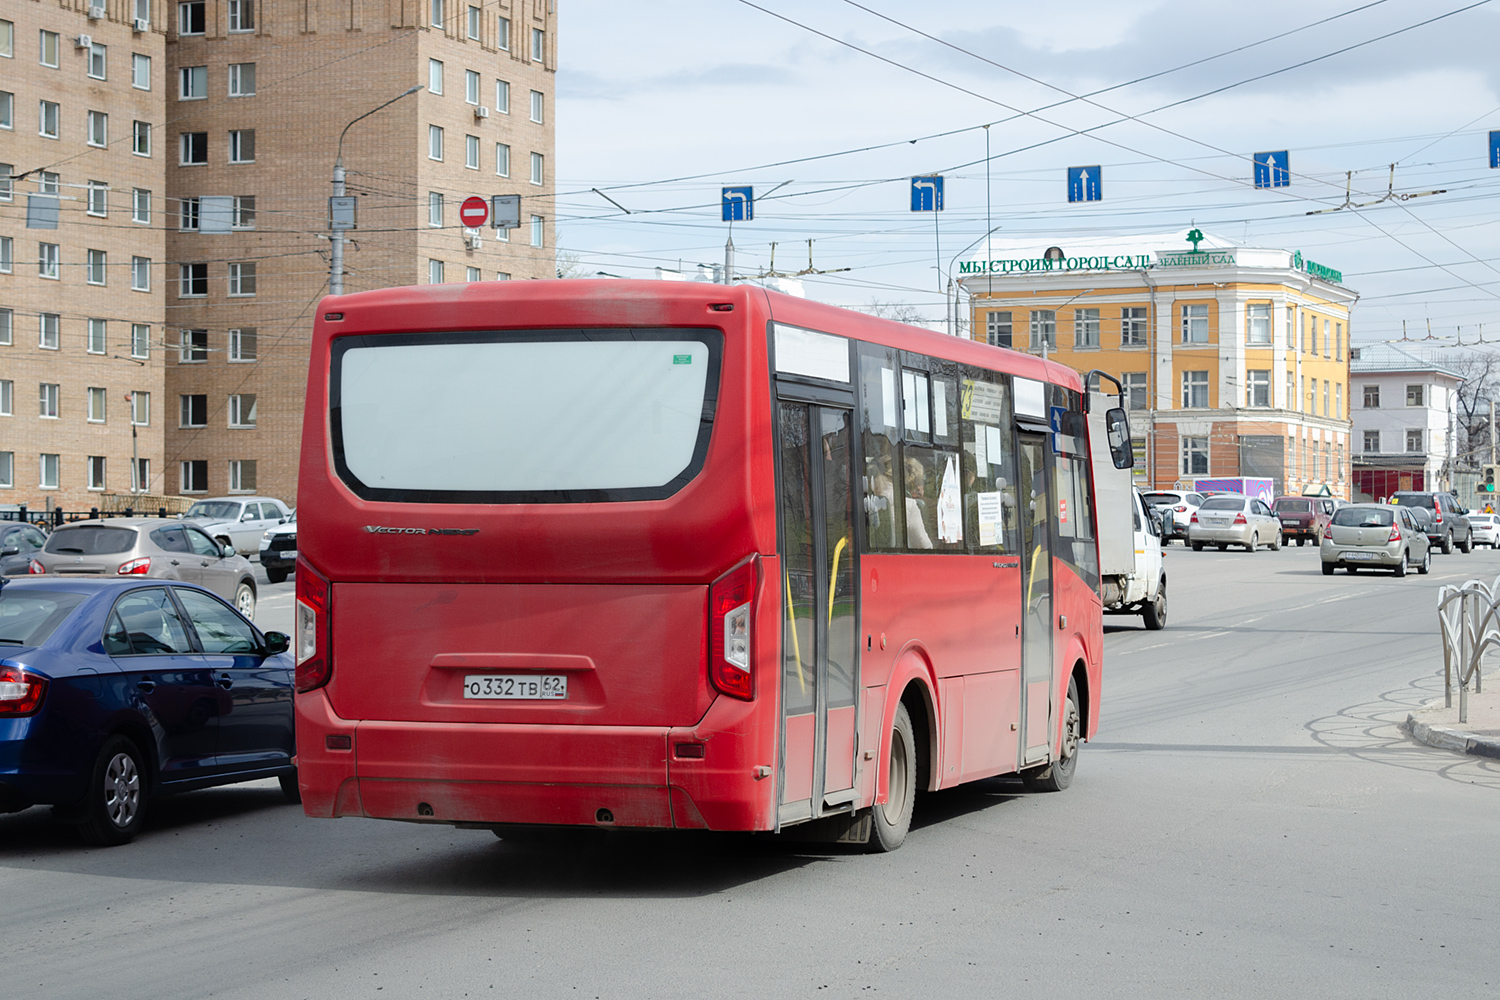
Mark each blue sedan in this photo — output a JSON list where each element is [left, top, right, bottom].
[[0, 577, 296, 845]]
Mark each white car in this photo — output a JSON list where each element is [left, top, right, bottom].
[[1469, 512, 1499, 548], [258, 509, 298, 584], [181, 496, 293, 556], [1142, 490, 1205, 545]]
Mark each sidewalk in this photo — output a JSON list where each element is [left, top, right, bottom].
[[1406, 679, 1500, 760]]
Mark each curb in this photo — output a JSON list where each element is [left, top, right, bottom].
[[1404, 714, 1500, 760]]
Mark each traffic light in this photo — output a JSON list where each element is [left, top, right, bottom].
[[1480, 465, 1497, 493]]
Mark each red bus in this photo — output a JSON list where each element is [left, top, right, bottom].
[[293, 280, 1121, 850]]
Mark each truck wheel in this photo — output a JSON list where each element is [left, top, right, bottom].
[[1143, 578, 1166, 630]]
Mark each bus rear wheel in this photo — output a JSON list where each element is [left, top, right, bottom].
[[867, 703, 915, 853]]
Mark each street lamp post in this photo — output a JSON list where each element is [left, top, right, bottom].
[[330, 84, 424, 296]]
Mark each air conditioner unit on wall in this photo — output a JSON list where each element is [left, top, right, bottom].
[[76, 34, 93, 48], [134, 18, 150, 32], [89, 5, 105, 20], [465, 230, 482, 250], [474, 106, 490, 119]]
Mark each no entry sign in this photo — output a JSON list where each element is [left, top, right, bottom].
[[460, 196, 489, 228]]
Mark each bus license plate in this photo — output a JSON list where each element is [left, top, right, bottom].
[[463, 674, 567, 700]]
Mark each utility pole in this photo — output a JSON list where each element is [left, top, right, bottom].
[[724, 234, 735, 286], [1490, 398, 1495, 466], [330, 85, 424, 296]]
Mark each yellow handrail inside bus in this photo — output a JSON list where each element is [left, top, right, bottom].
[[827, 535, 848, 624], [784, 569, 807, 695]]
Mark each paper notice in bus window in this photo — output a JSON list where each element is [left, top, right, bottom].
[[963, 379, 1006, 424], [977, 491, 1003, 546], [937, 456, 963, 543], [881, 367, 897, 431], [972, 428, 988, 476], [933, 380, 948, 437], [985, 425, 1004, 472]]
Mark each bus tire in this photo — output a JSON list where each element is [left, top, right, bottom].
[[867, 703, 916, 853], [1023, 678, 1080, 793]]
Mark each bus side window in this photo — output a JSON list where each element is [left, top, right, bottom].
[[859, 350, 904, 551], [960, 369, 1015, 553]]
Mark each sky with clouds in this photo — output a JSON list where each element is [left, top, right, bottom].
[[555, 0, 1500, 344]]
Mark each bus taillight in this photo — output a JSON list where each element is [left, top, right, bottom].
[[709, 556, 759, 701], [295, 559, 332, 693]]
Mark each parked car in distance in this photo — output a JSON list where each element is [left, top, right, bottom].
[[1142, 490, 1206, 545], [1189, 495, 1282, 552], [258, 509, 296, 584], [1320, 503, 1431, 577], [29, 519, 258, 618], [0, 577, 296, 845], [180, 497, 292, 557], [1389, 491, 1472, 554], [1271, 496, 1319, 546], [1468, 512, 1499, 547], [1310, 497, 1348, 542], [1, 524, 49, 575]]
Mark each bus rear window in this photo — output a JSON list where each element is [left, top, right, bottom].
[[330, 330, 721, 503]]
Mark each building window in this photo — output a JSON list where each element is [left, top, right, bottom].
[[1246, 369, 1270, 407], [0, 162, 10, 199], [495, 272, 510, 280], [228, 0, 255, 32], [1309, 378, 1317, 415], [228, 394, 257, 428], [1073, 308, 1099, 349], [131, 324, 150, 359], [181, 460, 207, 493], [0, 237, 9, 273], [985, 311, 1012, 348], [1322, 381, 1329, 417], [1181, 436, 1208, 476], [1363, 430, 1380, 453], [88, 42, 107, 80], [466, 134, 480, 170], [0, 92, 9, 131], [133, 53, 151, 90], [430, 0, 445, 28], [131, 256, 150, 291], [180, 132, 208, 164], [530, 151, 544, 185], [1247, 303, 1271, 344], [40, 30, 59, 68], [178, 2, 206, 36], [228, 262, 257, 296], [180, 394, 207, 427], [134, 0, 151, 29], [229, 63, 255, 96], [229, 130, 255, 163], [1286, 306, 1295, 349], [1336, 323, 1344, 360], [530, 90, 544, 124], [1363, 384, 1379, 408], [86, 456, 106, 490], [180, 196, 200, 231], [131, 458, 150, 493], [40, 454, 59, 490], [1407, 384, 1424, 407], [87, 387, 107, 423], [428, 125, 443, 161], [1406, 429, 1424, 453], [0, 310, 8, 345], [0, 380, 10, 415], [87, 110, 109, 146], [87, 318, 106, 354], [133, 120, 151, 156], [1335, 383, 1342, 420], [0, 452, 11, 489], [39, 171, 58, 195], [179, 65, 207, 100], [1121, 306, 1147, 347], [233, 195, 256, 228], [179, 329, 208, 362], [532, 27, 545, 62], [38, 242, 59, 280], [229, 328, 257, 362], [87, 180, 108, 216], [1287, 371, 1294, 411], [428, 59, 443, 95], [428, 191, 443, 227], [467, 6, 481, 40], [0, 19, 9, 59], [228, 459, 257, 493], [495, 80, 510, 114], [38, 314, 59, 350], [498, 16, 510, 50], [39, 100, 59, 138], [87, 249, 107, 285], [1123, 371, 1147, 410], [1182, 370, 1209, 408], [530, 215, 543, 248], [467, 266, 481, 282], [179, 263, 208, 297], [40, 383, 60, 418], [495, 142, 510, 177], [428, 259, 444, 284], [1029, 310, 1056, 350], [1323, 319, 1330, 356], [465, 70, 480, 105], [1181, 303, 1209, 343], [130, 391, 150, 426]]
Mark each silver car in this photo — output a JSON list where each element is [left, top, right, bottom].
[[1188, 495, 1282, 552], [180, 496, 293, 556], [30, 518, 259, 617], [1320, 504, 1431, 577]]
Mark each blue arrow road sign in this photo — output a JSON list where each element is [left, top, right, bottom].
[[1067, 166, 1101, 203], [910, 175, 944, 211], [722, 186, 753, 222], [1253, 150, 1290, 189], [1491, 131, 1500, 169]]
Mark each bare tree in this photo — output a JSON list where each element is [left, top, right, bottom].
[[1447, 350, 1500, 469], [865, 300, 927, 325], [555, 247, 585, 280]]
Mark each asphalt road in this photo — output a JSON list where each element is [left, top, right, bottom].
[[5, 545, 1499, 999]]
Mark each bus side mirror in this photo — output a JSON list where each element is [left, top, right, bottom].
[[1104, 407, 1134, 470]]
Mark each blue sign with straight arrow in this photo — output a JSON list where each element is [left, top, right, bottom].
[[1253, 150, 1290, 189], [1491, 131, 1500, 169], [1067, 166, 1101, 203]]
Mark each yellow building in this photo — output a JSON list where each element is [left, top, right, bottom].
[[958, 230, 1358, 498]]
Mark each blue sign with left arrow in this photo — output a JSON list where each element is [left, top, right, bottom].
[[1067, 166, 1101, 203], [911, 176, 944, 212], [1253, 150, 1290, 189], [722, 186, 753, 222], [1491, 131, 1500, 169]]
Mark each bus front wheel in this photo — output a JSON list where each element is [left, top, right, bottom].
[[868, 703, 916, 852], [1023, 678, 1080, 793]]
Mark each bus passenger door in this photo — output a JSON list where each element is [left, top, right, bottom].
[[1016, 432, 1054, 766], [777, 399, 859, 826]]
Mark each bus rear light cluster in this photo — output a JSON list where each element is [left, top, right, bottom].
[[0, 668, 48, 717], [709, 556, 759, 701], [295, 559, 333, 693]]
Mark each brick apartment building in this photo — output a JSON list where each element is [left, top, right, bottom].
[[2, 0, 558, 512]]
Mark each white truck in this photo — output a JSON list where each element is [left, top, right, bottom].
[[1087, 375, 1167, 630]]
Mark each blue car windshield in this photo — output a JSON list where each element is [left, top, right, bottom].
[[0, 589, 88, 646]]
